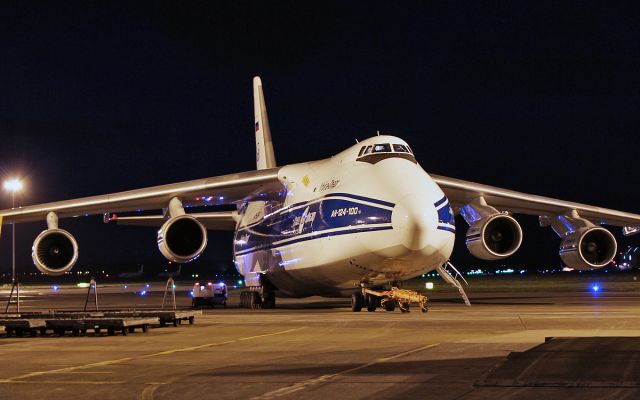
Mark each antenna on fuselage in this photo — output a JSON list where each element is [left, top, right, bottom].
[[355, 138, 359, 143], [376, 130, 380, 136]]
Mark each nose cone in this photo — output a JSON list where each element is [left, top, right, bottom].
[[392, 194, 437, 251]]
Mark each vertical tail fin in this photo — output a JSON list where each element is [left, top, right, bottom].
[[253, 76, 277, 170]]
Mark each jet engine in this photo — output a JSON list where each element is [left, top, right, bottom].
[[32, 229, 79, 276], [559, 227, 617, 270], [157, 215, 208, 263], [465, 214, 523, 260]]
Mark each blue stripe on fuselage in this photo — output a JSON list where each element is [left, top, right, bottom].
[[235, 225, 393, 256], [234, 196, 394, 256]]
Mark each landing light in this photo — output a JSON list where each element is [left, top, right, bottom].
[[237, 279, 243, 285], [77, 282, 90, 288], [425, 282, 434, 290]]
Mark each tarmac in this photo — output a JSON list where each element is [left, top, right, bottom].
[[0, 284, 639, 400]]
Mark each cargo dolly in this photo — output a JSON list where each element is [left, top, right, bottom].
[[0, 309, 201, 337]]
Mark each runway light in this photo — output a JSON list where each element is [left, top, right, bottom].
[[145, 283, 150, 288], [189, 290, 194, 297], [77, 282, 90, 288], [51, 285, 59, 292], [123, 285, 128, 289], [425, 282, 434, 290], [591, 284, 600, 293], [140, 290, 147, 296]]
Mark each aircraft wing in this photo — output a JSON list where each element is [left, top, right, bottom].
[[0, 168, 282, 224], [432, 174, 640, 230], [114, 211, 239, 231]]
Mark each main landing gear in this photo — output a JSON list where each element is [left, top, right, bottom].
[[239, 287, 276, 309]]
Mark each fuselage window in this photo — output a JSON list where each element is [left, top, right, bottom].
[[357, 146, 366, 157], [363, 145, 373, 155], [393, 144, 410, 153], [372, 143, 391, 153]]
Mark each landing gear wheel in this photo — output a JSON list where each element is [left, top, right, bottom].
[[383, 301, 396, 312], [262, 293, 276, 309], [240, 291, 252, 308], [351, 292, 364, 312], [366, 294, 379, 312], [249, 291, 262, 309]]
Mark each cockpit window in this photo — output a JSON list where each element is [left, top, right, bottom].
[[372, 143, 391, 153], [363, 145, 373, 155], [393, 144, 410, 153], [357, 146, 366, 156]]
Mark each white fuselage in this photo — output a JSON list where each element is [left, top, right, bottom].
[[233, 136, 455, 297]]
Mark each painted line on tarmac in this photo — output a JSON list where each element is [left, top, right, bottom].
[[137, 328, 306, 400], [251, 343, 440, 400], [139, 328, 303, 358], [0, 327, 305, 386], [0, 357, 134, 382]]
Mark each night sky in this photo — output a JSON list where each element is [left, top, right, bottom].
[[1, 2, 639, 278]]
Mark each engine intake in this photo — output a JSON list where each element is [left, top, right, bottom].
[[466, 214, 523, 260], [560, 227, 616, 270], [157, 215, 207, 263], [32, 229, 79, 276]]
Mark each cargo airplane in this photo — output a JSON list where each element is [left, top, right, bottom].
[[2, 77, 639, 311]]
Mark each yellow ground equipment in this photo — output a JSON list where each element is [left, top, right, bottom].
[[357, 287, 429, 313]]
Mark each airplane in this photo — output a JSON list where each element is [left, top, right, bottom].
[[117, 264, 144, 279], [1, 76, 639, 311]]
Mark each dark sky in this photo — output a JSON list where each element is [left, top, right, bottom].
[[1, 1, 639, 276]]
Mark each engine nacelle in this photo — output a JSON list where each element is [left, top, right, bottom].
[[32, 229, 79, 276], [560, 227, 617, 270], [466, 214, 523, 260], [157, 215, 207, 263]]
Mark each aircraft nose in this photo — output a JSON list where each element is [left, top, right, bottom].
[[391, 194, 436, 251]]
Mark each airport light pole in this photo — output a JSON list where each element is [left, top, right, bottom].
[[4, 178, 23, 313]]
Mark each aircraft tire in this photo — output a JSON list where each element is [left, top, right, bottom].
[[262, 293, 276, 309], [384, 301, 396, 312], [351, 292, 363, 312], [366, 294, 378, 312], [249, 291, 262, 309], [240, 291, 248, 308]]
